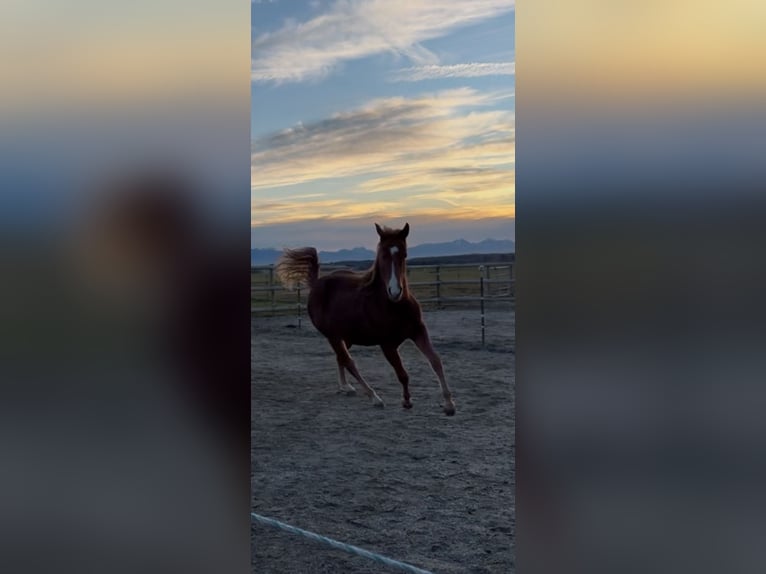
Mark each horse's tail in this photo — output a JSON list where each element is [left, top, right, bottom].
[[274, 247, 319, 291]]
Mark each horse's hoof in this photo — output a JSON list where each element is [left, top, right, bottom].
[[443, 404, 456, 416], [373, 398, 385, 408], [344, 388, 357, 396], [402, 400, 413, 409]]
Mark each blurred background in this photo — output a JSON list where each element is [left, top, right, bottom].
[[518, 1, 766, 573], [0, 1, 250, 572], [3, 0, 766, 572]]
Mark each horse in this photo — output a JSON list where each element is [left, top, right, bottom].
[[275, 222, 456, 416]]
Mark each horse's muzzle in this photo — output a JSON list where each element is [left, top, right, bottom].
[[387, 288, 403, 302]]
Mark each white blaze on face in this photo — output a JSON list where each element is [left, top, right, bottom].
[[388, 246, 401, 300]]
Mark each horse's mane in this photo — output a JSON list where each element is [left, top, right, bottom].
[[328, 264, 377, 287], [360, 262, 377, 288]]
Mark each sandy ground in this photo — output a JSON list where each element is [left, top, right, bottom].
[[251, 306, 515, 573]]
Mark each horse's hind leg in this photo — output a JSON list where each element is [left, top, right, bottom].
[[331, 340, 384, 407], [381, 345, 412, 409], [412, 326, 456, 416]]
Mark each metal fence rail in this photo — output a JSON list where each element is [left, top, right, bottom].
[[251, 512, 434, 574], [252, 262, 514, 345]]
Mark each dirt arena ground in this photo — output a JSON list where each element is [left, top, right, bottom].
[[251, 306, 515, 573]]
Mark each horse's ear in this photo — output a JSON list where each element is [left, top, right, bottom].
[[399, 222, 410, 239], [375, 223, 384, 237]]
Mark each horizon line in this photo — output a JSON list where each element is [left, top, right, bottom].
[[252, 236, 515, 251]]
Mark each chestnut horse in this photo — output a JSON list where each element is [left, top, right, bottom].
[[275, 222, 456, 416]]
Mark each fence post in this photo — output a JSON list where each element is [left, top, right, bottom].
[[269, 265, 275, 312], [479, 265, 486, 346], [486, 266, 492, 300], [435, 265, 441, 309], [297, 285, 302, 329]]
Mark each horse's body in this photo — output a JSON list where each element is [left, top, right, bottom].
[[275, 223, 456, 416], [310, 270, 421, 346]]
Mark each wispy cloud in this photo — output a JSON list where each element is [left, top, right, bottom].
[[251, 87, 514, 225], [389, 62, 515, 82], [251, 0, 515, 84], [251, 87, 513, 188]]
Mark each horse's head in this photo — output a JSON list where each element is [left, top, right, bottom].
[[375, 222, 409, 302]]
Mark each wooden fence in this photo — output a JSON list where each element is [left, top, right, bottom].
[[251, 262, 514, 345]]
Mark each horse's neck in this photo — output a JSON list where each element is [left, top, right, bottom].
[[369, 259, 384, 288]]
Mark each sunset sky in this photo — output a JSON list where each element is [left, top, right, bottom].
[[251, 0, 515, 250]]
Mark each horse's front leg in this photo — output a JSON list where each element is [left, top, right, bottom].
[[381, 345, 412, 409], [336, 361, 357, 395], [330, 339, 384, 407], [412, 325, 455, 416]]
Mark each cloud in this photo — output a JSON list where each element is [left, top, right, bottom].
[[251, 0, 515, 84], [389, 62, 515, 82], [251, 87, 513, 188], [251, 87, 514, 226]]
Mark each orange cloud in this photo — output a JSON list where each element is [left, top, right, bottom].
[[251, 88, 514, 227]]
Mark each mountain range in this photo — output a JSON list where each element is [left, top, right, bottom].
[[251, 238, 515, 266]]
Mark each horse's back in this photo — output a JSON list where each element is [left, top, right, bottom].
[[307, 273, 363, 332], [310, 273, 363, 308]]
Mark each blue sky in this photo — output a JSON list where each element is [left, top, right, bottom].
[[251, 0, 515, 250]]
